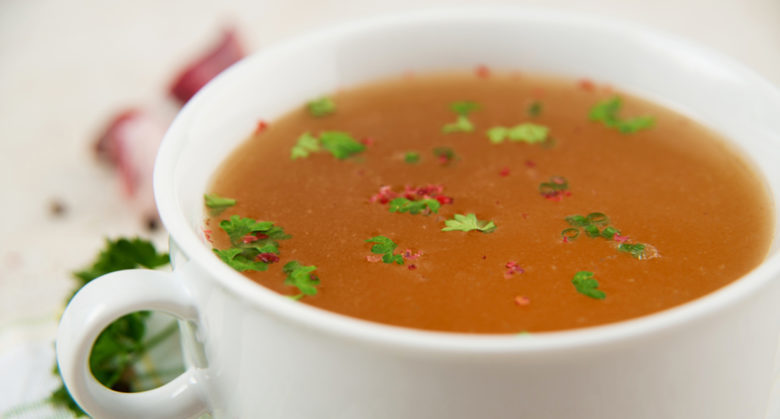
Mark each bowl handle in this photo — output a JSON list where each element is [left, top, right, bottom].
[[56, 269, 209, 419]]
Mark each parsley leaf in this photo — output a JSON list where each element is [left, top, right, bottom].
[[204, 193, 236, 215], [589, 96, 655, 133], [307, 97, 336, 117], [443, 101, 480, 133], [52, 238, 173, 417], [366, 236, 404, 265], [563, 213, 617, 241], [219, 215, 289, 245], [388, 198, 440, 215], [283, 261, 320, 300], [572, 271, 606, 299], [618, 243, 647, 259], [216, 216, 289, 272], [291, 132, 321, 159], [487, 123, 549, 144], [442, 115, 475, 133], [404, 151, 420, 164], [442, 213, 496, 233], [527, 101, 542, 117], [433, 146, 457, 165], [319, 131, 366, 159], [73, 238, 169, 286], [450, 101, 481, 116]]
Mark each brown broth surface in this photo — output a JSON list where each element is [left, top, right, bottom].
[[207, 72, 773, 334]]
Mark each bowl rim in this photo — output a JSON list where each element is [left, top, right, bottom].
[[154, 6, 780, 356]]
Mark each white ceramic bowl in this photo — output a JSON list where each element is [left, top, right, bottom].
[[57, 8, 780, 419]]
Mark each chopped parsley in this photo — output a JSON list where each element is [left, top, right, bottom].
[[319, 131, 366, 159], [204, 193, 236, 215], [213, 215, 290, 272], [442, 213, 496, 233], [290, 131, 365, 160], [562, 213, 657, 259], [283, 261, 320, 300], [404, 151, 420, 164], [487, 123, 549, 144], [618, 243, 648, 259], [307, 96, 336, 117], [388, 197, 440, 215], [443, 101, 480, 133], [366, 235, 404, 264], [433, 146, 457, 165], [291, 132, 321, 159], [572, 271, 606, 299], [52, 238, 174, 416], [589, 96, 655, 133], [563, 212, 616, 240], [527, 101, 542, 117], [538, 176, 569, 200], [450, 101, 481, 115]]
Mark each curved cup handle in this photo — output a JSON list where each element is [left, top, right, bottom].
[[56, 269, 209, 419]]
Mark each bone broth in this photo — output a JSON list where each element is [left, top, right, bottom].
[[204, 71, 773, 334]]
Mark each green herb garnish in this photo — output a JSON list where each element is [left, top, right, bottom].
[[527, 101, 542, 117], [572, 271, 606, 299], [307, 96, 336, 117], [283, 261, 320, 300], [443, 101, 480, 133], [442, 213, 496, 233], [291, 131, 365, 160], [388, 198, 440, 215], [204, 193, 236, 215], [618, 243, 647, 259], [214, 215, 290, 272], [539, 176, 569, 199], [433, 146, 457, 165], [589, 96, 655, 133], [319, 131, 366, 159], [450, 101, 481, 115], [52, 238, 173, 417], [561, 227, 580, 240], [291, 132, 321, 159], [443, 115, 475, 133], [487, 123, 549, 144], [563, 212, 615, 240], [366, 235, 404, 264], [404, 151, 420, 164]]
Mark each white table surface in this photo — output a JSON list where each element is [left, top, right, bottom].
[[1, 0, 778, 416]]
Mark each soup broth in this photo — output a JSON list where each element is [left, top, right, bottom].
[[205, 72, 773, 333]]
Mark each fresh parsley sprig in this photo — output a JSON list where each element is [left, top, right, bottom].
[[51, 238, 174, 417]]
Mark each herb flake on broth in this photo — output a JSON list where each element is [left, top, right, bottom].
[[589, 96, 655, 133]]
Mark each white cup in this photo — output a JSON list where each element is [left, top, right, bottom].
[[56, 8, 780, 419]]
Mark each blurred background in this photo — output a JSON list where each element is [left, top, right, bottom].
[[1, 0, 779, 417]]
